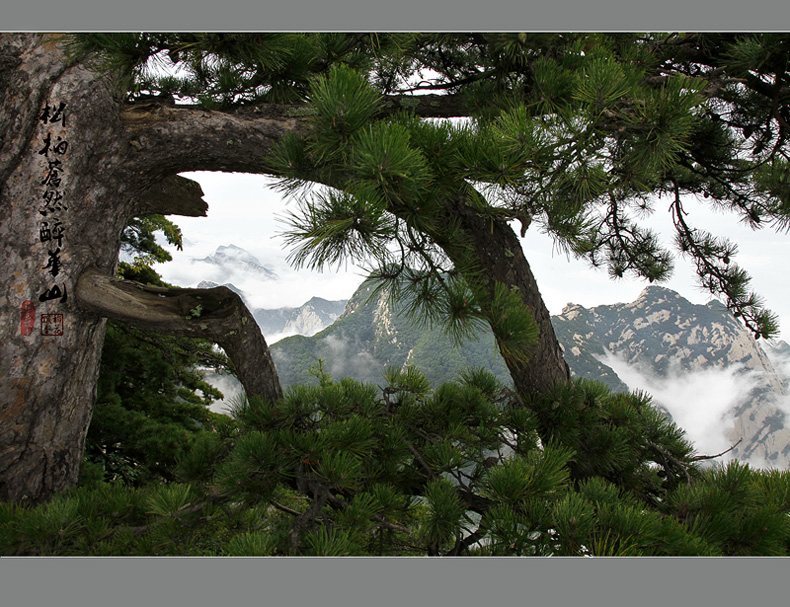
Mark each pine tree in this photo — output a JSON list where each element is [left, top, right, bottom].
[[4, 369, 790, 556], [69, 32, 790, 384], [3, 32, 790, 502]]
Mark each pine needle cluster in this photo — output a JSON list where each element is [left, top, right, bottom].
[[5, 367, 790, 556]]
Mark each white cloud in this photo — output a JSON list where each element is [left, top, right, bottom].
[[204, 371, 243, 415], [598, 350, 760, 460], [152, 172, 367, 309], [267, 328, 301, 345], [323, 334, 379, 381]]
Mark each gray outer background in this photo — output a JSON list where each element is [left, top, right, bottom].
[[3, 0, 790, 31], [2, 3, 789, 606]]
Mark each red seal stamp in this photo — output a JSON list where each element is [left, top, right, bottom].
[[21, 300, 35, 335], [40, 313, 64, 336]]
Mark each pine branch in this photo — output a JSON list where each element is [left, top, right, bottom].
[[670, 183, 778, 339], [270, 500, 302, 517], [690, 438, 743, 462], [325, 494, 413, 535], [648, 441, 694, 486], [406, 443, 437, 480], [288, 483, 331, 555]]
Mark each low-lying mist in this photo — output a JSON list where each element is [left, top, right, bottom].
[[598, 349, 790, 465]]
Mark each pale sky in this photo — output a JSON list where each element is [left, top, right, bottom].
[[155, 170, 790, 341]]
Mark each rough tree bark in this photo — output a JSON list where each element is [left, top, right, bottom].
[[1, 33, 128, 503], [442, 198, 570, 392], [0, 34, 283, 503], [1, 34, 571, 503], [75, 269, 282, 402]]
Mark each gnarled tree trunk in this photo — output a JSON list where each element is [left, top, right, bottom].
[[448, 200, 570, 393], [0, 34, 283, 503], [1, 33, 130, 503]]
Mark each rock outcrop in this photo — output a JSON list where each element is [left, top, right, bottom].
[[552, 286, 790, 468]]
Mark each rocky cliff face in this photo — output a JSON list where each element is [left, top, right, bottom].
[[552, 286, 790, 468], [211, 276, 790, 469], [270, 281, 510, 388], [258, 297, 349, 339]]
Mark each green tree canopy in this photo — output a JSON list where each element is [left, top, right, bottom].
[[74, 33, 790, 348], [5, 369, 790, 556]]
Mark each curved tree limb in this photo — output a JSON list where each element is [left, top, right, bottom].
[[113, 75, 570, 397], [134, 174, 208, 217], [117, 93, 471, 179], [119, 101, 309, 178], [75, 267, 283, 402]]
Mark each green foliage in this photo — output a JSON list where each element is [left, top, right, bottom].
[[69, 33, 391, 106], [487, 282, 539, 364], [667, 462, 790, 556], [146, 484, 196, 517], [304, 525, 355, 556], [7, 370, 790, 556], [120, 214, 183, 270], [280, 187, 396, 270], [308, 64, 383, 160], [421, 478, 466, 551], [86, 319, 228, 485], [526, 381, 696, 500], [225, 531, 274, 556], [84, 256, 231, 486]]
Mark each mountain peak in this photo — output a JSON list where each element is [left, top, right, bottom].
[[195, 244, 278, 280], [552, 284, 789, 468], [636, 284, 685, 303], [560, 302, 587, 319]]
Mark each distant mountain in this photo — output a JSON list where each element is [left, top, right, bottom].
[[254, 297, 348, 339], [766, 339, 790, 365], [196, 282, 347, 340], [553, 286, 789, 467], [194, 244, 278, 280], [554, 286, 783, 386], [271, 282, 790, 469], [270, 281, 510, 388], [192, 245, 346, 339]]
